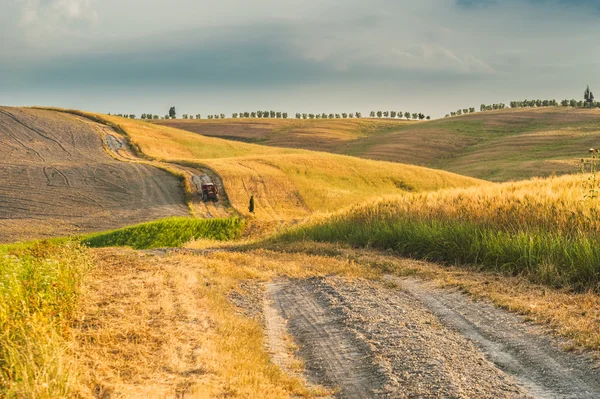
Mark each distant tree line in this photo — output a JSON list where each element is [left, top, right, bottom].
[[292, 112, 362, 119], [368, 111, 430, 120], [233, 111, 289, 118], [510, 98, 599, 108], [444, 103, 507, 117], [446, 107, 477, 117], [446, 86, 599, 118], [109, 113, 137, 119], [109, 106, 430, 121], [181, 114, 202, 119]]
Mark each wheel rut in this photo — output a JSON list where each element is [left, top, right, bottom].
[[266, 276, 600, 398], [84, 118, 234, 219], [268, 279, 385, 399], [391, 277, 600, 399]]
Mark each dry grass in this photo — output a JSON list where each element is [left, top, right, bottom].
[[72, 248, 378, 398], [70, 243, 600, 399], [155, 118, 415, 153], [159, 108, 600, 182], [64, 111, 483, 221], [0, 241, 92, 398]]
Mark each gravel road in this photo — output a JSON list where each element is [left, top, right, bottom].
[[266, 276, 600, 399]]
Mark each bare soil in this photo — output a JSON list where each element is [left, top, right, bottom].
[[0, 107, 189, 242], [86, 118, 232, 219], [267, 276, 600, 399]]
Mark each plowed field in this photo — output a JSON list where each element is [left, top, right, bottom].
[[0, 107, 188, 243]]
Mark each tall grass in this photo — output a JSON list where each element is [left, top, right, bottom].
[[276, 174, 600, 291], [83, 217, 245, 249], [0, 242, 91, 398]]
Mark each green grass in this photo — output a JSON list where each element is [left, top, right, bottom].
[[277, 218, 600, 291], [82, 217, 245, 249], [0, 241, 91, 398], [273, 174, 600, 292]]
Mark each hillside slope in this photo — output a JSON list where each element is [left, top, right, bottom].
[[156, 118, 414, 153], [278, 173, 600, 291], [0, 107, 188, 243], [88, 113, 484, 220], [158, 108, 600, 181]]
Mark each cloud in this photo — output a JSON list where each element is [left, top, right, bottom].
[[53, 0, 97, 20], [389, 44, 495, 74], [18, 0, 97, 27], [457, 0, 600, 12], [1, 0, 600, 117], [19, 0, 39, 25]]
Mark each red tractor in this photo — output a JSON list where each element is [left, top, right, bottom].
[[201, 183, 219, 202]]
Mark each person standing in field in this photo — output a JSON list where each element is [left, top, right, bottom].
[[249, 195, 255, 213]]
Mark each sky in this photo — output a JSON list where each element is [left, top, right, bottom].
[[1, 0, 599, 118]]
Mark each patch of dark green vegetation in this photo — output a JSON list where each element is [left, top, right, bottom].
[[83, 217, 245, 249]]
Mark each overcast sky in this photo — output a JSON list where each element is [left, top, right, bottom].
[[1, 0, 598, 117]]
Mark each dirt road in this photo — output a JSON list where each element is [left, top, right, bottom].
[[266, 277, 600, 399]]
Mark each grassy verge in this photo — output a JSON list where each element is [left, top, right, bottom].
[[279, 219, 600, 290], [74, 247, 377, 397], [0, 241, 91, 398], [83, 217, 245, 249], [274, 174, 600, 292]]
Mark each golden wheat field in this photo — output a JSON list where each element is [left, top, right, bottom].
[[86, 112, 484, 220], [158, 108, 600, 182]]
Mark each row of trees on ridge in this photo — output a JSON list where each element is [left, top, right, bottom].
[[369, 111, 430, 120], [446, 86, 599, 118], [110, 107, 429, 120]]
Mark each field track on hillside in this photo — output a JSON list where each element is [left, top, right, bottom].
[[0, 107, 189, 242], [70, 248, 600, 398], [77, 117, 233, 220]]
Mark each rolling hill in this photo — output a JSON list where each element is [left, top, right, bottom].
[[0, 107, 188, 243], [156, 108, 600, 182], [0, 107, 481, 242], [93, 112, 484, 220]]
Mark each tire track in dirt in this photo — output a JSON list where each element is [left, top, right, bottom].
[[0, 120, 46, 162], [268, 279, 387, 399], [0, 107, 189, 242], [266, 276, 600, 398], [392, 277, 600, 399], [0, 108, 72, 157], [92, 122, 233, 219], [42, 166, 71, 187]]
